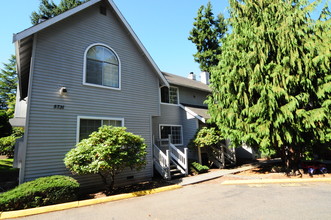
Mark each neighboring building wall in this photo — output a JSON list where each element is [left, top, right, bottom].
[[153, 85, 206, 159], [152, 104, 182, 147], [178, 86, 209, 107], [22, 3, 160, 187]]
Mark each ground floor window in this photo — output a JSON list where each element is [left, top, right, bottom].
[[159, 124, 183, 145], [77, 116, 124, 141]]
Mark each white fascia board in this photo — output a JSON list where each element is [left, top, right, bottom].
[[107, 0, 169, 87], [179, 104, 206, 123], [13, 0, 100, 43]]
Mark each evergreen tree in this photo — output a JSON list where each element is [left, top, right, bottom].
[[206, 0, 331, 173], [31, 0, 88, 25], [0, 55, 17, 116], [188, 2, 227, 72]]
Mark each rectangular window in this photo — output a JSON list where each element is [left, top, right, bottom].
[[159, 124, 183, 145], [160, 86, 178, 104], [78, 117, 123, 141]]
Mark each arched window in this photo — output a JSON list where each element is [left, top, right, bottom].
[[85, 44, 120, 89]]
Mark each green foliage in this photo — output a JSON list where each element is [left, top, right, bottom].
[[188, 2, 227, 72], [11, 127, 24, 138], [0, 127, 24, 158], [0, 55, 17, 116], [31, 0, 88, 25], [0, 136, 16, 158], [206, 0, 331, 169], [64, 126, 147, 193], [0, 110, 12, 138], [0, 175, 79, 211], [0, 158, 19, 183], [190, 162, 209, 174], [191, 127, 223, 148]]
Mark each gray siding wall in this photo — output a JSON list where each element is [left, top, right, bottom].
[[24, 3, 160, 187], [153, 103, 199, 159], [153, 86, 207, 152], [178, 86, 209, 107]]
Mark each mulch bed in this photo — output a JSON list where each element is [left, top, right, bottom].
[[80, 177, 174, 199]]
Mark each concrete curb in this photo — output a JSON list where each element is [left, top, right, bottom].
[[221, 177, 331, 185], [0, 185, 182, 219]]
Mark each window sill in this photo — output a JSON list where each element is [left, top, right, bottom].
[[83, 82, 121, 91], [160, 102, 179, 106]]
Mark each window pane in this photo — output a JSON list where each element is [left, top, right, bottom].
[[169, 87, 178, 104], [161, 87, 169, 103], [79, 119, 102, 141], [86, 45, 120, 88], [87, 46, 104, 60], [115, 120, 122, 127], [103, 120, 122, 127], [86, 59, 102, 85], [160, 126, 171, 139], [171, 126, 182, 144], [103, 49, 118, 65], [103, 63, 119, 88]]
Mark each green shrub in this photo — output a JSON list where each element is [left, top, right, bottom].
[[0, 110, 12, 138], [191, 162, 209, 174], [0, 127, 24, 158], [64, 126, 147, 194], [0, 136, 16, 158], [0, 175, 79, 211]]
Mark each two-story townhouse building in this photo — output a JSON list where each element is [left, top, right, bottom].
[[10, 0, 214, 187]]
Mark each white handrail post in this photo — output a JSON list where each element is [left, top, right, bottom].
[[168, 134, 172, 157], [184, 148, 188, 176], [165, 149, 171, 180]]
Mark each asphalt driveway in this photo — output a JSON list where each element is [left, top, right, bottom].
[[18, 181, 331, 220]]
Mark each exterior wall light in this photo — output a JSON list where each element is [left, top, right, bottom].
[[59, 87, 67, 95]]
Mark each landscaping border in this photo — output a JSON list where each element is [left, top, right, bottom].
[[0, 185, 182, 219], [221, 177, 331, 185]]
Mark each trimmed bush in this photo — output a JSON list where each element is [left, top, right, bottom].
[[64, 126, 147, 194], [191, 162, 209, 174], [0, 175, 79, 211]]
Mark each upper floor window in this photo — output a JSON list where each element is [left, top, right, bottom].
[[84, 44, 120, 89], [161, 86, 178, 104]]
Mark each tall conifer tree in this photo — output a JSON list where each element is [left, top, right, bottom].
[[0, 55, 17, 115], [188, 2, 227, 72], [31, 0, 88, 25], [206, 0, 331, 173]]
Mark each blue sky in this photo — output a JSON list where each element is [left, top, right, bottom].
[[0, 0, 229, 78], [0, 0, 327, 78]]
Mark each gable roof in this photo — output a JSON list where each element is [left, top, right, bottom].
[[162, 72, 211, 92], [13, 0, 169, 99]]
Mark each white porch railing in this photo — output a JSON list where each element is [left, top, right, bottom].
[[169, 142, 188, 176], [153, 143, 171, 180], [153, 135, 189, 179]]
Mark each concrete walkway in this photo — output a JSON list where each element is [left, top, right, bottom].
[[172, 163, 258, 186]]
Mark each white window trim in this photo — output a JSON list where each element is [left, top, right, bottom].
[[76, 115, 124, 143], [160, 86, 180, 106], [83, 43, 121, 90], [159, 124, 183, 146]]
